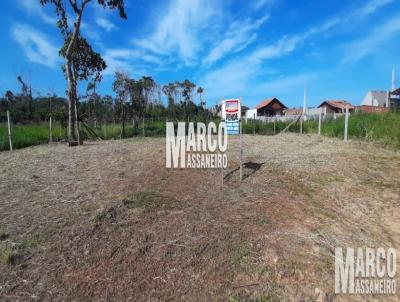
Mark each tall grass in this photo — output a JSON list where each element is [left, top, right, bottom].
[[0, 123, 65, 151], [0, 120, 168, 151], [242, 112, 400, 147], [92, 120, 167, 139], [302, 112, 400, 147], [1, 112, 399, 151], [242, 119, 288, 135]]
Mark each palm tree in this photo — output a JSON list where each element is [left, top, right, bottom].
[[197, 87, 205, 107]]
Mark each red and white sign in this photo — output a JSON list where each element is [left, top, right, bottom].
[[222, 99, 241, 135], [221, 99, 241, 120]]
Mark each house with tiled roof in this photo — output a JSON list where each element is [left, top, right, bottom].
[[318, 100, 354, 114], [284, 108, 303, 116], [255, 97, 287, 117]]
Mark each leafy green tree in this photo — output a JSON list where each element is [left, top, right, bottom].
[[40, 0, 127, 145], [179, 80, 196, 104]]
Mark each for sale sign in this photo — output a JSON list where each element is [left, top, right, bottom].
[[222, 99, 241, 135]]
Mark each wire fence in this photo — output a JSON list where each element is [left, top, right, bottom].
[[2, 111, 400, 151], [0, 116, 219, 151]]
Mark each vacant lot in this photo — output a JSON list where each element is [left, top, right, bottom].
[[0, 134, 399, 301]]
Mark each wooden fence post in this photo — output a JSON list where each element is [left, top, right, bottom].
[[344, 105, 349, 142], [300, 115, 303, 134], [253, 114, 255, 136], [49, 116, 53, 142], [318, 109, 322, 135], [7, 110, 12, 152], [273, 118, 276, 135]]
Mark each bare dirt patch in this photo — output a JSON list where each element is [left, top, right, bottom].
[[0, 134, 399, 301]]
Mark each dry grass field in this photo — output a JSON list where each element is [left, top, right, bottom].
[[0, 134, 399, 301]]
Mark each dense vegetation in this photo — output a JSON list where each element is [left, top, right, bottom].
[[1, 72, 399, 151], [242, 112, 400, 148], [0, 72, 215, 150], [317, 112, 400, 147], [1, 111, 400, 151]]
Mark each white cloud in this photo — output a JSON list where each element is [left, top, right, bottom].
[[200, 60, 258, 98], [200, 35, 309, 99], [249, 36, 300, 63], [199, 0, 394, 102], [199, 31, 321, 100], [103, 49, 139, 75], [17, 0, 56, 24], [102, 48, 161, 76], [132, 0, 221, 65], [12, 24, 59, 68], [251, 0, 275, 11], [256, 73, 318, 95], [200, 56, 317, 102], [96, 18, 116, 32], [342, 15, 400, 62], [202, 16, 269, 65], [353, 0, 395, 18], [199, 45, 316, 101]]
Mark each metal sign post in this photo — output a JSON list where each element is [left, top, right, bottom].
[[240, 118, 243, 182]]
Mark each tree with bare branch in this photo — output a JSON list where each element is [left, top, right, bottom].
[[40, 0, 127, 145]]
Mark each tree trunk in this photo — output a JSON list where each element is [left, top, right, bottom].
[[66, 59, 78, 145], [121, 104, 126, 138], [65, 9, 83, 147]]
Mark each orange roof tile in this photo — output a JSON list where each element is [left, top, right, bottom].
[[256, 97, 287, 109], [319, 100, 355, 109]]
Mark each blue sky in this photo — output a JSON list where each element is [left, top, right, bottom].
[[1, 0, 400, 109]]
